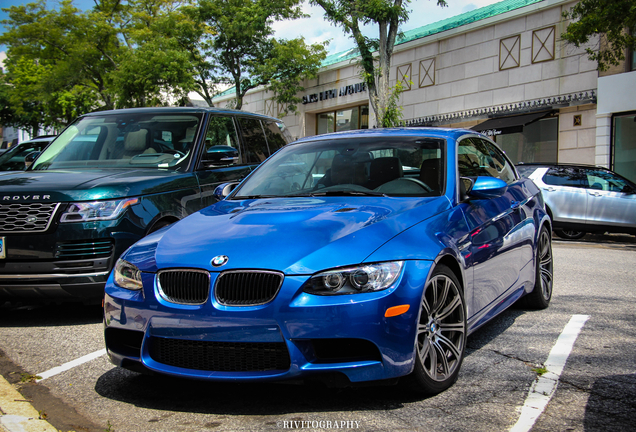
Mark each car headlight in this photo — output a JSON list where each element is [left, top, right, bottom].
[[304, 261, 404, 295], [114, 259, 143, 290], [60, 198, 139, 223]]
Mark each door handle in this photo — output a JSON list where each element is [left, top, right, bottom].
[[544, 187, 556, 192]]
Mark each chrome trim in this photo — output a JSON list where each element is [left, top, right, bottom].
[[214, 269, 284, 306], [157, 268, 211, 305], [0, 202, 61, 234], [0, 270, 110, 279]]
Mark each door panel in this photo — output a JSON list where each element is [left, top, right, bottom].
[[459, 138, 526, 315], [539, 167, 587, 224], [583, 169, 636, 227], [195, 115, 252, 208]]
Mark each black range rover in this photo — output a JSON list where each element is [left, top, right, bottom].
[[0, 107, 291, 302]]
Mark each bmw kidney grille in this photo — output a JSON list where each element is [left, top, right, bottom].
[[215, 271, 284, 306], [157, 269, 211, 304]]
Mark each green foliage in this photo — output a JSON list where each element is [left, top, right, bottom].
[[562, 0, 636, 71], [1, 0, 325, 127], [113, 0, 195, 106], [0, 58, 50, 135], [531, 366, 548, 376], [198, 0, 327, 112], [312, 0, 446, 127], [380, 78, 410, 128], [0, 0, 121, 128]]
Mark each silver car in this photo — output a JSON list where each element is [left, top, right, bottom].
[[516, 164, 636, 239]]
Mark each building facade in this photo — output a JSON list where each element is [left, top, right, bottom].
[[213, 0, 635, 182]]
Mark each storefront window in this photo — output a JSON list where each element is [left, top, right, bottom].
[[317, 105, 369, 135], [613, 113, 636, 183], [317, 112, 335, 135], [495, 117, 558, 164]]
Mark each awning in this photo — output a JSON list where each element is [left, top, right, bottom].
[[471, 111, 551, 136]]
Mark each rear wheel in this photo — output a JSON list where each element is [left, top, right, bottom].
[[554, 229, 585, 240], [406, 264, 466, 395], [522, 226, 553, 309]]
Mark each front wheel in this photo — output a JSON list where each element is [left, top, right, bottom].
[[405, 264, 467, 395], [554, 229, 585, 240]]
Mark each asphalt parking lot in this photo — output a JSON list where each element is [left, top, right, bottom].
[[0, 233, 635, 432]]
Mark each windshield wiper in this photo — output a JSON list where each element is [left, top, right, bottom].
[[307, 190, 388, 197], [230, 195, 279, 200]]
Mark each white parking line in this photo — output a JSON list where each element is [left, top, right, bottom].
[[36, 349, 107, 382], [509, 314, 590, 432]]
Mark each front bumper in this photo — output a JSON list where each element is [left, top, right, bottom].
[[104, 260, 433, 384], [0, 223, 141, 301]]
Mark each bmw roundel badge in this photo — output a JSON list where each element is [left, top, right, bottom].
[[211, 255, 229, 267]]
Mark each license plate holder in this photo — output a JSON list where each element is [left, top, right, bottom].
[[0, 237, 5, 259]]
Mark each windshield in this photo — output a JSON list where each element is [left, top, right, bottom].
[[31, 113, 202, 171], [232, 136, 446, 199]]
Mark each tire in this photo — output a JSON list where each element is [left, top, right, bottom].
[[522, 226, 553, 309], [554, 229, 585, 240], [405, 264, 467, 395]]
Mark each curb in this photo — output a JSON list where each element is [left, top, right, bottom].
[[0, 374, 57, 432]]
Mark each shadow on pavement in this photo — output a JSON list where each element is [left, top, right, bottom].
[[0, 301, 103, 327], [584, 373, 636, 431], [554, 232, 636, 249]]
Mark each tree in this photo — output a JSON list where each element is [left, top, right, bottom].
[[311, 0, 447, 127], [0, 0, 121, 125], [198, 0, 327, 112], [562, 0, 636, 71], [112, 0, 201, 106], [0, 59, 49, 135]]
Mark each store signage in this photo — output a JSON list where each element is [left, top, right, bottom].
[[302, 82, 367, 105], [483, 129, 503, 137]]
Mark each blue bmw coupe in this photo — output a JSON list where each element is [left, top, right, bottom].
[[104, 128, 553, 395]]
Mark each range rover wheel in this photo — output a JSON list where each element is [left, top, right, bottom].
[[554, 229, 585, 240], [406, 264, 466, 395]]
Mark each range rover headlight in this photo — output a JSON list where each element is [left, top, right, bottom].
[[114, 259, 143, 290], [60, 198, 139, 223], [304, 261, 404, 295]]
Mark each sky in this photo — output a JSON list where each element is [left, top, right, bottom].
[[1, 0, 502, 55]]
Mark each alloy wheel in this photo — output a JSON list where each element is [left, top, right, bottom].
[[416, 274, 466, 382], [538, 228, 553, 301]]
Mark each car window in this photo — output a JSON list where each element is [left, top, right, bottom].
[[203, 116, 241, 161], [584, 169, 631, 192], [232, 136, 445, 198], [543, 167, 585, 188], [263, 120, 290, 152], [237, 117, 271, 164], [458, 137, 515, 184], [0, 141, 49, 171], [31, 113, 201, 171]]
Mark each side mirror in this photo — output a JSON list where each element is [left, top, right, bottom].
[[213, 182, 240, 200], [24, 151, 41, 170], [467, 176, 508, 199], [202, 146, 239, 167]]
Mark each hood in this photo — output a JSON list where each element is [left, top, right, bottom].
[[0, 169, 196, 202], [141, 196, 451, 275]]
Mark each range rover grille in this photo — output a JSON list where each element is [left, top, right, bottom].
[[0, 202, 60, 233], [55, 239, 114, 260], [158, 270, 210, 304], [149, 337, 290, 372], [215, 271, 283, 306]]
